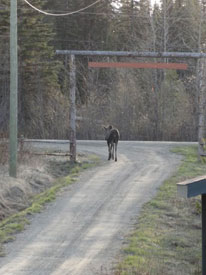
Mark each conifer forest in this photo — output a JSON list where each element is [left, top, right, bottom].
[[1, 0, 206, 141]]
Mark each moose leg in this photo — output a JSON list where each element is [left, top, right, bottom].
[[115, 143, 117, 162], [111, 143, 114, 160], [108, 144, 111, 160]]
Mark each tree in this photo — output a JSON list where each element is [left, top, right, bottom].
[[0, 0, 69, 138]]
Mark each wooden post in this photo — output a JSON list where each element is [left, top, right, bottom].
[[9, 0, 18, 177], [198, 58, 206, 157], [69, 54, 76, 162], [202, 194, 206, 275], [56, 50, 206, 59]]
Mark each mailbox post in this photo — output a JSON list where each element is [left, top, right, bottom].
[[177, 176, 206, 275]]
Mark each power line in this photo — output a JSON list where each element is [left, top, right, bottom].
[[15, 7, 206, 20], [1, 3, 204, 20], [22, 0, 102, 17]]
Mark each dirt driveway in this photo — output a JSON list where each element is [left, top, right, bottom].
[[0, 141, 186, 274]]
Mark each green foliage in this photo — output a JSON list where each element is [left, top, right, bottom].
[[195, 200, 201, 215], [0, 0, 68, 138]]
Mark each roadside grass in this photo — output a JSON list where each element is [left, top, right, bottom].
[[0, 155, 100, 257], [116, 145, 204, 275]]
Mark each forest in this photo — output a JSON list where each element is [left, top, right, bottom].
[[1, 0, 206, 141]]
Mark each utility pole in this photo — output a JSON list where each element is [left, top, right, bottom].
[[9, 0, 18, 177]]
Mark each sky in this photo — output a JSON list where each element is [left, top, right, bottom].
[[150, 0, 161, 6]]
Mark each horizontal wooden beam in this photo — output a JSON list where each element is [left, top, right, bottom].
[[88, 62, 188, 70], [56, 50, 206, 59], [177, 176, 206, 198]]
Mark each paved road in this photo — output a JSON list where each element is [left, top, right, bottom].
[[0, 141, 189, 275]]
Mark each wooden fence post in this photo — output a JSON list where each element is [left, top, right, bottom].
[[198, 58, 206, 157], [69, 54, 76, 162], [202, 194, 206, 275]]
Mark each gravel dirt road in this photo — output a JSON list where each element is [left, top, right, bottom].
[[0, 141, 187, 275]]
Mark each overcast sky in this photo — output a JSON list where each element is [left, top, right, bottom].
[[151, 0, 160, 6]]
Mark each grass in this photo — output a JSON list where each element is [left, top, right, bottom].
[[117, 145, 204, 275], [0, 155, 100, 257]]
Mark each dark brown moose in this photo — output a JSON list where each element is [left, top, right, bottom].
[[104, 125, 120, 162]]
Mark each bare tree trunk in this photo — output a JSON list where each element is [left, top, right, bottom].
[[163, 0, 169, 54]]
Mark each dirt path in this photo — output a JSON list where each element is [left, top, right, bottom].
[[0, 141, 185, 274]]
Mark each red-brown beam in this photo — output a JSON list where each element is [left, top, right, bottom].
[[88, 62, 188, 70]]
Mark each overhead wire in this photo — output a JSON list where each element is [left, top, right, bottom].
[[22, 0, 102, 16], [0, 3, 204, 20], [16, 7, 206, 20]]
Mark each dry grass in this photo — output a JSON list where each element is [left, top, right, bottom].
[[0, 142, 8, 165], [0, 150, 100, 257]]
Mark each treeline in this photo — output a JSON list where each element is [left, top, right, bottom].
[[0, 0, 206, 140]]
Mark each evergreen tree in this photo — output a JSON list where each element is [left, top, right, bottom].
[[0, 0, 68, 138], [0, 1, 10, 133], [0, 0, 203, 140]]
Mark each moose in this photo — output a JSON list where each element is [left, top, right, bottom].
[[104, 125, 120, 162]]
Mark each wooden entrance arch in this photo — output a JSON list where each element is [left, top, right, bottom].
[[56, 50, 206, 162]]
